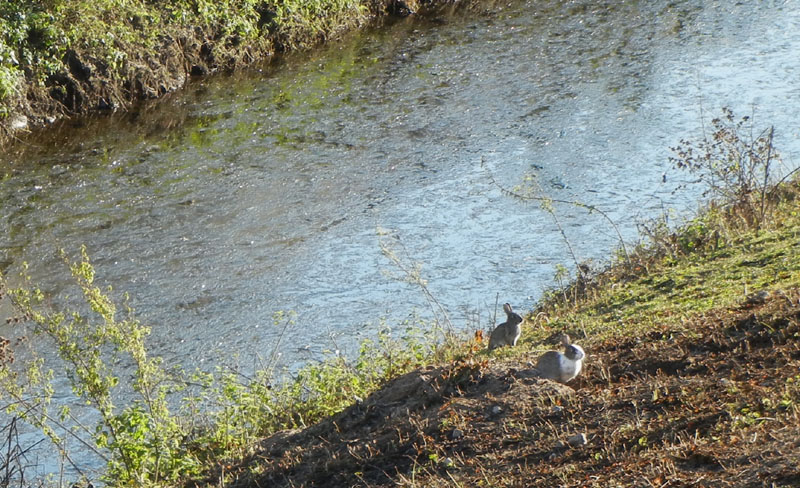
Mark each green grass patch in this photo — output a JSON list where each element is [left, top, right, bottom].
[[515, 179, 800, 353]]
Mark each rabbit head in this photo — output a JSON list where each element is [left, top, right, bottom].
[[561, 334, 585, 361], [504, 303, 523, 325]]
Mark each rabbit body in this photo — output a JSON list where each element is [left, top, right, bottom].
[[488, 303, 523, 350], [534, 335, 585, 383]]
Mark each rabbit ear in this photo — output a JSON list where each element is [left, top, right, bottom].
[[503, 303, 513, 314], [561, 334, 571, 346]]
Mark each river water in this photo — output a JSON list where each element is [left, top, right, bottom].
[[1, 0, 799, 477]]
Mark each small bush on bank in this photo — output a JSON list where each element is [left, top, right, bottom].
[[0, 248, 201, 485], [534, 110, 798, 329], [669, 107, 797, 232], [626, 108, 797, 270]]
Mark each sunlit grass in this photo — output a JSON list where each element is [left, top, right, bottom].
[[516, 181, 800, 350]]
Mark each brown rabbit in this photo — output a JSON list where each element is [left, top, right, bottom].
[[488, 303, 523, 350]]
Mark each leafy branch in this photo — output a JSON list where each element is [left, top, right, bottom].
[[0, 247, 199, 485]]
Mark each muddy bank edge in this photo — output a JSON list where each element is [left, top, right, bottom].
[[0, 0, 487, 146]]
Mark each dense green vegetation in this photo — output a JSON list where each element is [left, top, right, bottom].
[[0, 0, 419, 141]]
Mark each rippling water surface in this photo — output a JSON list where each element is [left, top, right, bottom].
[[1, 0, 800, 474]]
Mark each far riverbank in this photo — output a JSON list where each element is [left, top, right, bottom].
[[0, 0, 488, 145]]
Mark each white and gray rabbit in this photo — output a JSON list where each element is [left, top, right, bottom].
[[488, 303, 523, 350], [534, 334, 585, 383]]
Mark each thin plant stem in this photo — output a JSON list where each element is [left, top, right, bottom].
[[483, 159, 631, 265]]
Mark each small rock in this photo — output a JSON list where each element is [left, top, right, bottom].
[[9, 115, 28, 130], [567, 433, 588, 447], [490, 405, 503, 416], [554, 440, 568, 449], [442, 457, 454, 468], [551, 405, 563, 414], [50, 164, 68, 177], [449, 428, 463, 440]]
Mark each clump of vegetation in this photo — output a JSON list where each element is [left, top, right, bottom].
[[537, 109, 799, 332], [0, 248, 200, 484], [0, 246, 467, 486], [622, 108, 798, 279], [0, 0, 380, 141], [669, 107, 798, 231]]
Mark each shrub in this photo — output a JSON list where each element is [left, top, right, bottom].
[[0, 248, 199, 485], [669, 107, 789, 231]]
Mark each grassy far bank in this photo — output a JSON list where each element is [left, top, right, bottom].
[[0, 0, 466, 144]]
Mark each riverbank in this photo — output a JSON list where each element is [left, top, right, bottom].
[[1, 111, 798, 485], [202, 184, 800, 485], [0, 0, 484, 146]]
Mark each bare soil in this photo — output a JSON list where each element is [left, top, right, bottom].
[[210, 288, 800, 487]]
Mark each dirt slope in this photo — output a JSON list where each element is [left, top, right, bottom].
[[207, 289, 800, 487]]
